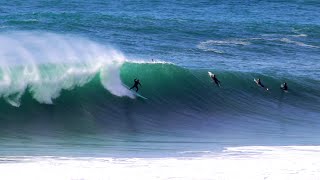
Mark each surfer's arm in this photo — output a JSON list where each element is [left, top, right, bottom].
[[139, 82, 142, 86]]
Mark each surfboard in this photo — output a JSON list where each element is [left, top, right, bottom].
[[280, 86, 288, 93], [209, 71, 222, 87], [254, 78, 269, 91], [208, 71, 215, 81], [132, 91, 148, 100], [123, 84, 148, 100]]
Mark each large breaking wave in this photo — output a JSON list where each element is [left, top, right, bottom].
[[0, 31, 134, 106], [0, 32, 319, 138]]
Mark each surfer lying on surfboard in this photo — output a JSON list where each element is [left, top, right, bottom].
[[255, 78, 268, 91], [208, 72, 221, 87], [280, 82, 288, 91], [130, 78, 142, 92]]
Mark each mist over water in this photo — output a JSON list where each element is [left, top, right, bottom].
[[0, 32, 135, 106]]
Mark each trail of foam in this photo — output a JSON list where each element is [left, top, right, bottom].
[[257, 34, 318, 48], [290, 34, 308, 37], [0, 31, 134, 106], [198, 35, 318, 55], [201, 40, 251, 46], [280, 38, 319, 48], [197, 39, 251, 54], [292, 29, 308, 37], [125, 59, 173, 64]]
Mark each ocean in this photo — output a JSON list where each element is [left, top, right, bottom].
[[0, 0, 319, 179]]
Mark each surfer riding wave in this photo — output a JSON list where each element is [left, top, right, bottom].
[[130, 78, 142, 92]]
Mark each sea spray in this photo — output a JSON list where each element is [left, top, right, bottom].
[[0, 32, 133, 106]]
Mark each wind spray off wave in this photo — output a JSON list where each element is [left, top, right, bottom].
[[0, 32, 134, 106]]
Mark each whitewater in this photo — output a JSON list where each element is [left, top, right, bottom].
[[0, 32, 136, 106], [1, 146, 320, 180]]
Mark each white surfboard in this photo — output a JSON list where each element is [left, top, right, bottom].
[[123, 84, 148, 100], [208, 71, 222, 87], [254, 78, 269, 91], [280, 85, 288, 93], [132, 91, 148, 100]]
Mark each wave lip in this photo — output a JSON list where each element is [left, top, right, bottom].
[[0, 31, 135, 106]]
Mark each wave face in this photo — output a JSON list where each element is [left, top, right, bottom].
[[1, 60, 319, 141], [2, 60, 319, 110], [0, 32, 319, 155]]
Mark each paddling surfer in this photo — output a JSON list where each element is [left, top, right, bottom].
[[281, 82, 288, 91], [209, 73, 221, 87], [255, 78, 268, 91]]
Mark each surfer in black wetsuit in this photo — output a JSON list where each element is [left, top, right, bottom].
[[130, 78, 142, 92], [256, 78, 268, 91], [281, 82, 288, 91], [210, 74, 221, 87]]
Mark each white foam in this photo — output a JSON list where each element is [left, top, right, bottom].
[[291, 34, 308, 37], [280, 38, 319, 48], [292, 29, 308, 37], [0, 31, 134, 106], [258, 34, 318, 49], [197, 39, 250, 54], [1, 146, 320, 180], [125, 58, 173, 64], [201, 40, 251, 46], [197, 45, 224, 54]]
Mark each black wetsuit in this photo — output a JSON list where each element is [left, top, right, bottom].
[[211, 76, 221, 87], [130, 79, 141, 92], [281, 83, 288, 91], [214, 77, 221, 87], [258, 81, 265, 88]]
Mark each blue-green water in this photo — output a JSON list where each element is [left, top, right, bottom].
[[0, 0, 319, 157]]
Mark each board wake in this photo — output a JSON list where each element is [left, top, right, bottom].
[[123, 84, 148, 100]]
